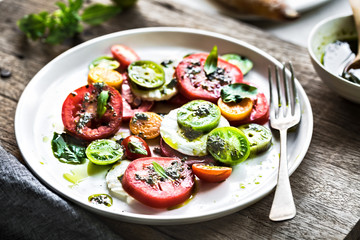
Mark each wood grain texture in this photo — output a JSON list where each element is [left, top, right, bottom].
[[0, 0, 359, 239]]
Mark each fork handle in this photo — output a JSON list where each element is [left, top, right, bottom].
[[269, 129, 296, 221]]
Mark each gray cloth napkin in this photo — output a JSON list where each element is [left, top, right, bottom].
[[0, 144, 122, 240]]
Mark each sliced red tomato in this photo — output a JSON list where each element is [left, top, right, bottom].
[[122, 135, 151, 160], [159, 138, 216, 166], [176, 53, 243, 103], [229, 92, 270, 126], [61, 84, 123, 141], [192, 164, 232, 183], [121, 75, 154, 121], [122, 157, 195, 208], [111, 45, 140, 70]]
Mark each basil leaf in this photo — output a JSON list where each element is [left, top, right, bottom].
[[128, 141, 148, 155], [51, 132, 86, 164], [220, 83, 258, 103], [152, 161, 169, 179], [221, 54, 253, 75], [17, 12, 49, 40], [97, 90, 109, 118], [81, 3, 122, 25], [204, 45, 218, 75]]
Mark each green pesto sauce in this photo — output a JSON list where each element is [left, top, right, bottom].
[[88, 194, 113, 207]]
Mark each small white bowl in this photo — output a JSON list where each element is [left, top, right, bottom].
[[308, 14, 360, 104]]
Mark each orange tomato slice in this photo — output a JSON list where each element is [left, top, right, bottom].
[[88, 67, 123, 90], [217, 97, 253, 121], [129, 112, 163, 139], [191, 164, 232, 183]]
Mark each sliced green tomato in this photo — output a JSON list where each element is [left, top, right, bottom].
[[86, 139, 124, 165], [207, 126, 250, 165], [130, 59, 178, 101], [238, 123, 272, 155], [177, 100, 221, 140], [89, 56, 120, 70], [128, 60, 165, 89], [221, 54, 253, 75]]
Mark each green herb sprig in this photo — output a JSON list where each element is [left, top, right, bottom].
[[17, 0, 137, 45], [152, 161, 171, 180], [204, 45, 218, 75], [220, 83, 258, 103], [97, 90, 109, 118], [128, 141, 148, 155]]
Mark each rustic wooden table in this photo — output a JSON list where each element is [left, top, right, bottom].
[[0, 0, 359, 239]]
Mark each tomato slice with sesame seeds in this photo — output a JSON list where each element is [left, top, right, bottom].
[[122, 157, 195, 208], [61, 84, 123, 141], [176, 53, 243, 103]]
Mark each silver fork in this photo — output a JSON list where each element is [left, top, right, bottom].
[[268, 62, 301, 221]]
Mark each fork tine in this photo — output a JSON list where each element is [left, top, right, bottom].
[[282, 63, 290, 117], [275, 65, 284, 118], [287, 62, 301, 120], [268, 66, 276, 120]]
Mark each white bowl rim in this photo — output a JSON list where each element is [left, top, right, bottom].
[[308, 13, 360, 90]]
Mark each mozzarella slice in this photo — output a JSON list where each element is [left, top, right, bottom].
[[106, 160, 135, 204], [160, 108, 229, 156]]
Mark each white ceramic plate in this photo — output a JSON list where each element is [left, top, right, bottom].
[[171, 0, 333, 20], [15, 27, 313, 225]]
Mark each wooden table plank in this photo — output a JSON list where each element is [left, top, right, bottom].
[[0, 0, 359, 239]]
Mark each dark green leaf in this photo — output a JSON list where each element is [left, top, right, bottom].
[[204, 45, 218, 75], [51, 132, 86, 164], [220, 83, 258, 103], [69, 0, 83, 11], [81, 4, 122, 25], [152, 161, 169, 179], [17, 12, 49, 40], [221, 54, 253, 75], [97, 90, 109, 118], [128, 141, 148, 155]]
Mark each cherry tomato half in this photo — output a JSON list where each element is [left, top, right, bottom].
[[121, 76, 154, 121], [122, 135, 151, 160], [176, 53, 243, 103], [229, 93, 270, 126], [122, 157, 195, 208], [61, 84, 123, 141], [111, 45, 140, 70], [192, 164, 232, 183]]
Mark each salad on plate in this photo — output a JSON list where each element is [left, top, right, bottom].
[[51, 44, 273, 209]]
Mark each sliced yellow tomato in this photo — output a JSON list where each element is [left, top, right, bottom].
[[129, 112, 163, 139], [217, 97, 253, 121], [88, 67, 123, 90]]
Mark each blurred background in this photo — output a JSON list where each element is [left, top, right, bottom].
[[173, 0, 351, 46]]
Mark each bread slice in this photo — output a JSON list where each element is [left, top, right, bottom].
[[215, 0, 299, 21]]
